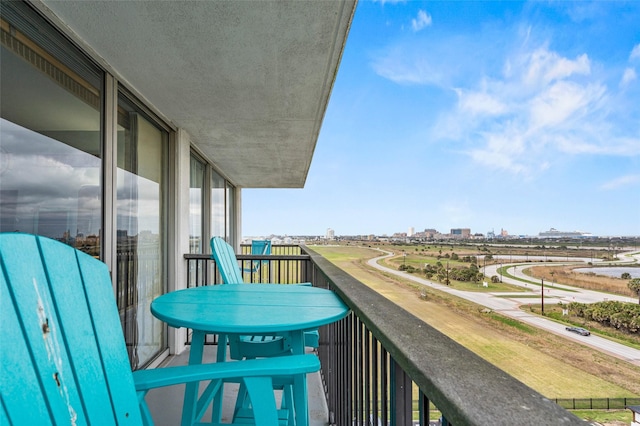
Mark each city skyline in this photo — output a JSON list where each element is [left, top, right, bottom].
[[243, 1, 640, 238], [244, 226, 640, 241]]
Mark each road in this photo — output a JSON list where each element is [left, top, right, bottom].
[[366, 250, 640, 366]]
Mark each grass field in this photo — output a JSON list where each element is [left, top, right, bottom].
[[310, 244, 640, 401]]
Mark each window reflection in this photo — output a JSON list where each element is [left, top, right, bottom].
[[189, 155, 205, 253], [116, 95, 167, 368], [211, 169, 226, 239], [226, 181, 235, 242], [0, 7, 102, 257]]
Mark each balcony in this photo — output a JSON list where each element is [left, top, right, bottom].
[[146, 245, 586, 425]]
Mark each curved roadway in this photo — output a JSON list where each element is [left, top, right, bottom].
[[367, 250, 640, 366]]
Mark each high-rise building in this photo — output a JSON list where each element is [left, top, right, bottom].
[[326, 228, 335, 239]]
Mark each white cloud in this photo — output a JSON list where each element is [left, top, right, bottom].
[[466, 125, 531, 174], [620, 67, 637, 87], [456, 89, 508, 116], [529, 81, 605, 129], [431, 42, 640, 176], [412, 10, 432, 32], [374, 23, 638, 179], [630, 43, 640, 61], [599, 174, 640, 190], [371, 48, 447, 86], [522, 47, 590, 87]]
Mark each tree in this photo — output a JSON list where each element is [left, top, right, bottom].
[[621, 272, 631, 280], [629, 278, 640, 304]]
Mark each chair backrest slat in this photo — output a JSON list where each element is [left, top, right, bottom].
[[251, 240, 271, 256], [211, 237, 244, 284], [1, 271, 53, 423], [0, 233, 142, 425]]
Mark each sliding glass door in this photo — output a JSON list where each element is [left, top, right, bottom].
[[116, 94, 168, 369]]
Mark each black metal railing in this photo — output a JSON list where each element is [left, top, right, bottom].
[[183, 245, 591, 425], [184, 245, 312, 288], [554, 397, 640, 410], [302, 245, 588, 426]]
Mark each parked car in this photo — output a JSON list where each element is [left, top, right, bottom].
[[566, 326, 590, 336]]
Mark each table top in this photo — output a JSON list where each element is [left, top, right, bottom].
[[151, 284, 349, 334]]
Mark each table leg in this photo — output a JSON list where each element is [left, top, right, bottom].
[[182, 331, 205, 426], [211, 333, 228, 423], [290, 331, 309, 426]]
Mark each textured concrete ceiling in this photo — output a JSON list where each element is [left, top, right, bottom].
[[38, 0, 356, 188]]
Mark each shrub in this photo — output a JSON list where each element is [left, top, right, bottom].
[[568, 300, 640, 333]]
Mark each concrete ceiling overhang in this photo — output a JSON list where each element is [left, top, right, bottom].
[[37, 0, 356, 188]]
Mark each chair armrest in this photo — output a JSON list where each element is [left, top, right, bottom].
[[132, 354, 319, 391]]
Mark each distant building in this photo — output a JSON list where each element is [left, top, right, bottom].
[[414, 229, 439, 239], [450, 228, 471, 239], [538, 228, 593, 238], [408, 227, 415, 237], [326, 228, 335, 240]]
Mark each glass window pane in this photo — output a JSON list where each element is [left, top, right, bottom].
[[117, 94, 167, 368], [0, 2, 102, 257], [189, 155, 205, 253], [226, 182, 235, 242], [211, 169, 226, 239]]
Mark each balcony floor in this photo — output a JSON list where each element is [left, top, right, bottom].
[[144, 345, 329, 425]]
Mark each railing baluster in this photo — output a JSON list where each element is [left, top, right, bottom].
[[381, 347, 388, 426], [372, 336, 379, 425], [419, 391, 429, 426], [391, 357, 412, 425], [364, 330, 370, 424]]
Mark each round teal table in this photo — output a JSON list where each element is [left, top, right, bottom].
[[151, 284, 349, 426]]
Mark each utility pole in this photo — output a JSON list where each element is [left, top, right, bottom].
[[541, 278, 544, 314], [446, 260, 450, 286]]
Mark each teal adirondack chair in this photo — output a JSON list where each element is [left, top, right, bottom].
[[210, 237, 320, 424], [242, 239, 272, 276], [210, 237, 319, 361], [0, 233, 320, 426]]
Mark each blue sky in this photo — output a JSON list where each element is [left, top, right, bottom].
[[243, 0, 640, 238]]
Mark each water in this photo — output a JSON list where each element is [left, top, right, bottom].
[[574, 267, 640, 279]]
